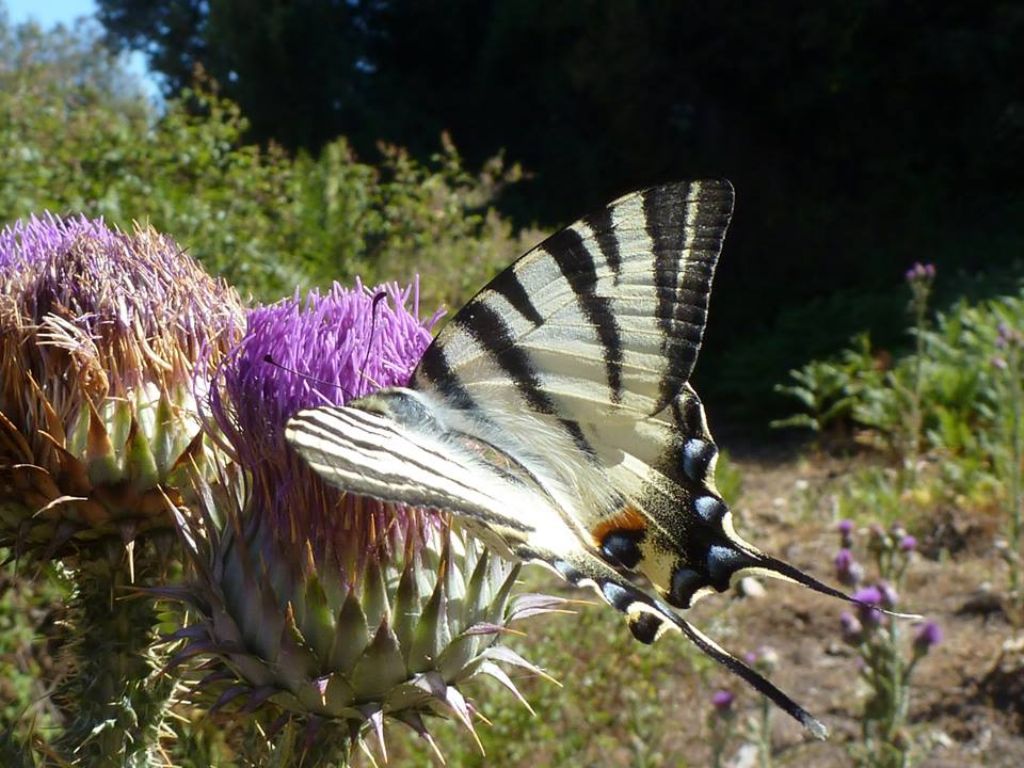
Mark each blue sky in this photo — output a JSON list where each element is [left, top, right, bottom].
[[5, 0, 97, 27], [4, 0, 160, 98]]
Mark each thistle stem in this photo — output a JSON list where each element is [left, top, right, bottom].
[[56, 552, 172, 767]]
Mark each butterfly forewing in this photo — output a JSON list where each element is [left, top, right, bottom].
[[413, 180, 734, 422]]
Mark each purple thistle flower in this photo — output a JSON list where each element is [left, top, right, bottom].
[[913, 621, 943, 655], [852, 585, 884, 627], [904, 262, 936, 284], [833, 548, 864, 587], [852, 585, 882, 605], [207, 279, 443, 566], [837, 518, 854, 548], [1, 213, 243, 557], [172, 278, 561, 754], [711, 689, 735, 713], [1, 213, 242, 396], [834, 548, 852, 571], [899, 534, 917, 552], [211, 279, 440, 468]]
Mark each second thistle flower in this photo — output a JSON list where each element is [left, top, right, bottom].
[[169, 281, 559, 761]]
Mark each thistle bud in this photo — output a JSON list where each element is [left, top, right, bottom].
[[912, 621, 943, 656]]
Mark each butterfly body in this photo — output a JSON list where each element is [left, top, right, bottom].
[[287, 180, 848, 738]]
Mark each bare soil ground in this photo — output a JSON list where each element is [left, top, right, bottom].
[[689, 441, 1024, 768]]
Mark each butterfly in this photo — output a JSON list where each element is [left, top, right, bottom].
[[286, 180, 862, 738]]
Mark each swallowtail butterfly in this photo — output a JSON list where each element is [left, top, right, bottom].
[[287, 180, 858, 738]]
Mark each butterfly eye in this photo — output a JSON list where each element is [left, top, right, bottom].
[[600, 530, 644, 569], [668, 566, 704, 608]]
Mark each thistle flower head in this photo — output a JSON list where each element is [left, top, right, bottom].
[[877, 581, 899, 609], [904, 262, 936, 284], [852, 585, 884, 627], [171, 281, 558, 762], [0, 214, 243, 559], [837, 518, 854, 548], [898, 534, 917, 553], [206, 280, 443, 566], [711, 689, 735, 714], [912, 621, 943, 655]]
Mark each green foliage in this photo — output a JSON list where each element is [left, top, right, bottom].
[[777, 271, 1024, 609], [771, 334, 881, 437], [714, 449, 743, 509], [775, 288, 1024, 464], [0, 14, 531, 311]]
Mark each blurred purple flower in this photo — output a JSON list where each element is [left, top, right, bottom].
[[852, 585, 884, 627], [834, 548, 864, 587], [992, 356, 1009, 370], [904, 262, 936, 283], [878, 581, 899, 609], [913, 621, 943, 655], [899, 534, 918, 552], [837, 518, 854, 548], [711, 689, 735, 713]]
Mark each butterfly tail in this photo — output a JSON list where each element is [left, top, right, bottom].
[[524, 546, 829, 739]]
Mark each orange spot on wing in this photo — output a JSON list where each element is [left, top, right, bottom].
[[591, 505, 648, 545]]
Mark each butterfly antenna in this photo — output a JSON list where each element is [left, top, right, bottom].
[[357, 291, 389, 390], [262, 354, 356, 402]]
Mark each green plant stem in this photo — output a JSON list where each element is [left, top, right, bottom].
[[905, 292, 929, 487], [55, 553, 172, 767], [758, 696, 772, 768]]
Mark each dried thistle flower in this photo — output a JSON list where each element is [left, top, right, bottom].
[[0, 214, 243, 562]]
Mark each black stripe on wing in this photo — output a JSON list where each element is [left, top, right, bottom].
[[456, 301, 592, 454], [644, 180, 733, 410], [544, 227, 624, 404], [520, 544, 828, 739], [489, 267, 545, 327], [582, 205, 622, 281], [416, 345, 476, 410]]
